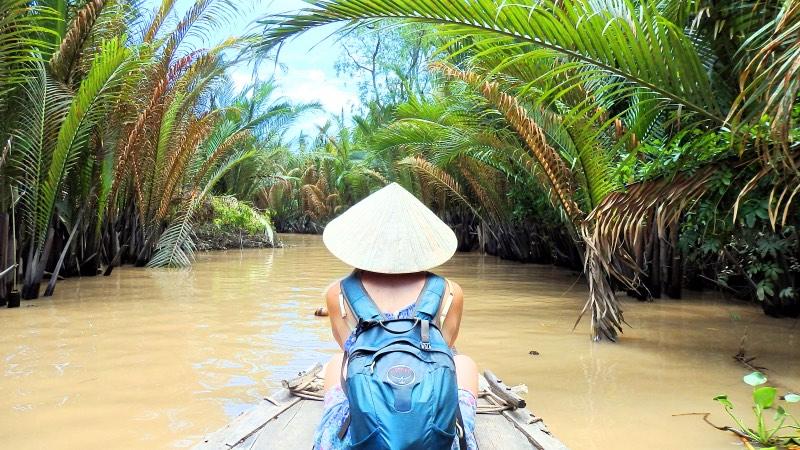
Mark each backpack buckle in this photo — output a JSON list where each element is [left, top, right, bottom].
[[420, 319, 431, 350]]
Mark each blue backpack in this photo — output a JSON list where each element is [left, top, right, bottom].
[[337, 272, 467, 450]]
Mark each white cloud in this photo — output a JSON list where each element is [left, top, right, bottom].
[[276, 68, 360, 114], [229, 70, 252, 94], [275, 68, 361, 138]]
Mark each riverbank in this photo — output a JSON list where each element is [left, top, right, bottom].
[[194, 196, 280, 251], [194, 224, 280, 251], [0, 234, 798, 449]]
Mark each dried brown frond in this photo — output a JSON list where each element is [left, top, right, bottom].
[[301, 184, 326, 217], [144, 0, 177, 43], [108, 70, 174, 210], [577, 245, 627, 342], [161, 0, 213, 63], [583, 167, 716, 284], [50, 0, 107, 83], [431, 62, 583, 221], [308, 184, 325, 204], [325, 193, 339, 210], [398, 156, 478, 217], [316, 170, 329, 194], [361, 168, 388, 185], [155, 113, 218, 220], [301, 166, 317, 186], [734, 150, 800, 228], [457, 158, 500, 220], [192, 129, 250, 185], [462, 157, 509, 221], [575, 167, 717, 340], [267, 184, 281, 209], [576, 166, 715, 341]]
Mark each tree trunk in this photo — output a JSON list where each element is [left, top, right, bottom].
[[0, 212, 8, 306], [666, 222, 683, 298]]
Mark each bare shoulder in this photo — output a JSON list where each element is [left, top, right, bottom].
[[324, 279, 342, 309], [447, 279, 464, 301]]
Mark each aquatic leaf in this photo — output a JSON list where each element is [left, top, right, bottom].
[[784, 393, 800, 403], [774, 406, 786, 421], [714, 395, 734, 409], [753, 386, 777, 409], [744, 371, 767, 386]]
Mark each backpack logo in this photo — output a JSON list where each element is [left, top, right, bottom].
[[386, 365, 415, 386]]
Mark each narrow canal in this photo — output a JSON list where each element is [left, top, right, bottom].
[[1, 234, 798, 449]]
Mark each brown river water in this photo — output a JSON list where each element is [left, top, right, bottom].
[[1, 234, 799, 449]]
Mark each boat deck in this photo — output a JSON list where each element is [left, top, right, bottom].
[[195, 364, 569, 449]]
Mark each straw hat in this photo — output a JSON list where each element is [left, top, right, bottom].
[[322, 183, 457, 274]]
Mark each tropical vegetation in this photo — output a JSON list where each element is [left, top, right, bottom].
[[714, 371, 800, 447], [0, 0, 307, 302], [254, 0, 800, 340], [1, 0, 798, 343]]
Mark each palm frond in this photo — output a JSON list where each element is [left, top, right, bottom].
[[38, 36, 132, 247], [397, 155, 480, 218], [258, 0, 723, 124], [149, 148, 255, 267], [49, 0, 107, 83], [733, 0, 800, 144], [0, 1, 59, 108], [432, 62, 584, 221]]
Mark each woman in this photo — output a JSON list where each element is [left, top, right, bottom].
[[314, 183, 479, 450]]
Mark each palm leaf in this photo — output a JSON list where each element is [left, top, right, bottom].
[[733, 0, 800, 144], [49, 0, 107, 83], [258, 0, 723, 124], [9, 62, 70, 239], [397, 155, 481, 218], [0, 1, 59, 108], [149, 148, 255, 267], [432, 62, 584, 221], [38, 36, 132, 248]]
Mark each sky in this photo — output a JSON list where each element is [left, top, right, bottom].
[[142, 0, 362, 138]]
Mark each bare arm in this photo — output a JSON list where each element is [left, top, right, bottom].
[[441, 280, 464, 347], [325, 281, 352, 350]]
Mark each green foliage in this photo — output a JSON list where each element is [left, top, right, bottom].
[[210, 196, 273, 236], [714, 372, 800, 446], [617, 130, 733, 183], [680, 158, 799, 311]]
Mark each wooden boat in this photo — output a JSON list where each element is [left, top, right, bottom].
[[195, 364, 569, 449]]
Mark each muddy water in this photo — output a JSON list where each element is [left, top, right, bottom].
[[1, 234, 798, 449]]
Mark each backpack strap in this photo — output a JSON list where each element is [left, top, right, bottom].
[[338, 289, 358, 332], [340, 271, 384, 322], [414, 274, 446, 321], [438, 279, 455, 328]]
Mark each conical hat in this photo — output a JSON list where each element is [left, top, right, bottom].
[[322, 183, 457, 274]]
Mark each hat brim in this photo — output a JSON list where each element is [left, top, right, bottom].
[[322, 183, 457, 274]]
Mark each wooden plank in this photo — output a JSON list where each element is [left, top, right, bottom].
[[484, 370, 526, 409], [243, 398, 324, 449], [478, 375, 569, 450], [193, 389, 296, 450], [281, 363, 323, 391], [198, 370, 570, 450], [475, 413, 537, 450], [501, 408, 569, 450]]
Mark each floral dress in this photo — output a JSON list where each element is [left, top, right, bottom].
[[313, 303, 478, 450]]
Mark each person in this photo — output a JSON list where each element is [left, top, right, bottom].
[[313, 183, 478, 450]]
